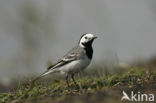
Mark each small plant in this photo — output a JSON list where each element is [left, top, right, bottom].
[[0, 66, 155, 103]]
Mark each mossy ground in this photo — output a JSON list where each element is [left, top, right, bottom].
[[0, 66, 156, 103]]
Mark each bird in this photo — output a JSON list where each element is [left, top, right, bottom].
[[32, 33, 97, 88]]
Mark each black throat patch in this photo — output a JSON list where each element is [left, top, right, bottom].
[[82, 40, 93, 59]]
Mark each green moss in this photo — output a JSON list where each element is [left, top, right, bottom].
[[0, 66, 156, 103]]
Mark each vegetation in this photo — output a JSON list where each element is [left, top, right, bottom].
[[0, 65, 156, 103]]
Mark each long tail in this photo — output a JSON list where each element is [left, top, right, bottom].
[[31, 69, 55, 83], [27, 69, 54, 93]]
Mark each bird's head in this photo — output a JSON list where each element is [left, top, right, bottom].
[[79, 33, 97, 48]]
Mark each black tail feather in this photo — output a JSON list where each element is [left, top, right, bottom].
[[31, 70, 48, 83]]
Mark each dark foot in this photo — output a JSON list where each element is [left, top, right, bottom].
[[75, 84, 80, 90], [71, 74, 80, 89], [66, 75, 70, 88]]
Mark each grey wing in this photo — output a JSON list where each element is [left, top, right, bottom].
[[47, 53, 77, 71], [42, 47, 80, 74], [32, 46, 81, 82], [32, 54, 77, 82], [48, 46, 81, 70]]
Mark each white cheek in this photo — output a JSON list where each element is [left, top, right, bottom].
[[80, 38, 86, 43]]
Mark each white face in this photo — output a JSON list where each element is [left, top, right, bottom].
[[79, 33, 97, 47]]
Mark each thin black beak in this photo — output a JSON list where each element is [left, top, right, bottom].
[[93, 36, 98, 39]]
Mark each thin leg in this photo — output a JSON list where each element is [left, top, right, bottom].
[[71, 74, 79, 89], [65, 75, 70, 87]]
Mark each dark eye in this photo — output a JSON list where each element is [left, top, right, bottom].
[[85, 37, 87, 39]]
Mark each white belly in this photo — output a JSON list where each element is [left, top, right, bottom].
[[58, 58, 91, 74]]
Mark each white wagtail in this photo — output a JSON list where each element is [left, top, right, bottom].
[[33, 33, 97, 88]]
